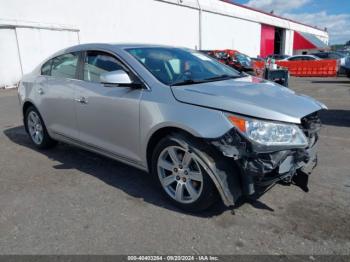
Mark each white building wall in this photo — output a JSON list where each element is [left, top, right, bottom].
[[199, 0, 328, 40], [115, 0, 199, 48], [0, 24, 80, 88], [15, 28, 80, 74], [283, 29, 294, 56], [0, 0, 329, 87], [0, 0, 329, 50], [0, 0, 200, 87], [0, 0, 200, 47], [201, 12, 261, 57]]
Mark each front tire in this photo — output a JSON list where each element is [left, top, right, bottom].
[[151, 134, 219, 212], [25, 106, 56, 149]]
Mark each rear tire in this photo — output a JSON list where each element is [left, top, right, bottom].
[[151, 134, 220, 212], [25, 106, 57, 149]]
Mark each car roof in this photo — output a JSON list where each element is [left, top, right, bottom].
[[292, 55, 316, 57], [64, 43, 185, 53], [312, 51, 345, 56], [44, 43, 194, 62], [38, 43, 195, 69], [290, 55, 319, 58], [318, 51, 341, 54]]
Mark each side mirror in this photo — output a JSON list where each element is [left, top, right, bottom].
[[100, 70, 132, 85]]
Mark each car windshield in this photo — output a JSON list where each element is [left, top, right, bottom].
[[235, 53, 252, 66], [314, 52, 345, 59], [332, 52, 346, 58], [215, 51, 229, 60], [127, 47, 241, 86], [337, 50, 350, 56]]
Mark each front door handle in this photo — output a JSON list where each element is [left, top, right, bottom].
[[74, 97, 88, 104], [38, 88, 44, 95]]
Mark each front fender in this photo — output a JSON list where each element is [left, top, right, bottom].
[[140, 98, 233, 165]]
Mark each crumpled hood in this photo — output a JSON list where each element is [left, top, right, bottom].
[[171, 76, 326, 124]]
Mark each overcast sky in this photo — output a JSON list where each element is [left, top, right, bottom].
[[232, 0, 350, 45]]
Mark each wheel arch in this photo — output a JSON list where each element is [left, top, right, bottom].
[[23, 100, 36, 116], [22, 100, 38, 133], [146, 126, 199, 172], [145, 126, 240, 207]]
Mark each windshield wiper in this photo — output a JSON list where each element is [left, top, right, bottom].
[[203, 74, 244, 81], [170, 74, 246, 86], [170, 79, 206, 86]]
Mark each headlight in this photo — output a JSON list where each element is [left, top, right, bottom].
[[226, 114, 308, 147]]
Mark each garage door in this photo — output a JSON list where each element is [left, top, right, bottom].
[[260, 24, 275, 58], [0, 29, 22, 88]]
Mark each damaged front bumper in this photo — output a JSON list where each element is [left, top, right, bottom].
[[210, 112, 321, 206], [239, 138, 318, 193]]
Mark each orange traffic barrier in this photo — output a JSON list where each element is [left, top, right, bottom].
[[276, 60, 338, 77], [252, 60, 265, 69]]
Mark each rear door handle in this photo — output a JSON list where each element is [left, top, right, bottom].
[[38, 88, 44, 95], [74, 97, 88, 104]]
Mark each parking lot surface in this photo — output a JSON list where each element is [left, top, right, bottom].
[[0, 77, 349, 254]]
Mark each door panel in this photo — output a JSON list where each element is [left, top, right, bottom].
[[75, 50, 142, 162], [39, 77, 79, 140], [75, 82, 142, 162], [38, 52, 80, 140]]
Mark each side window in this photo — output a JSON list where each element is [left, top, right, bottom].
[[41, 60, 52, 76], [51, 53, 78, 79], [168, 59, 181, 74], [316, 53, 327, 59], [289, 56, 309, 61], [83, 51, 123, 82], [296, 57, 303, 61], [304, 57, 314, 61], [329, 53, 340, 59]]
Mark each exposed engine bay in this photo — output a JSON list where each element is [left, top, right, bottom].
[[210, 111, 321, 206]]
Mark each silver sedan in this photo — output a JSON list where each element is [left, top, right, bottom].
[[18, 44, 326, 211]]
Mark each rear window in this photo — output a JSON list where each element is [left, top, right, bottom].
[[41, 52, 79, 79], [51, 53, 79, 79]]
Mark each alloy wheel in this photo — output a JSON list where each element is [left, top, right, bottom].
[[157, 145, 204, 204], [27, 111, 44, 145]]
